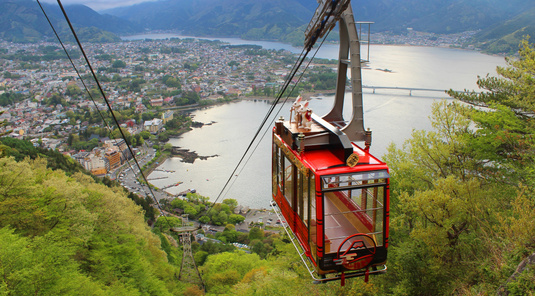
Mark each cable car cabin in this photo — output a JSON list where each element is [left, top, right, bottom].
[[271, 113, 389, 283]]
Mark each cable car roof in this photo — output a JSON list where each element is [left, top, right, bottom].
[[301, 143, 388, 175]]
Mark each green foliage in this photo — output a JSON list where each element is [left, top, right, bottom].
[[305, 67, 338, 90], [383, 39, 535, 294], [154, 216, 183, 232], [0, 137, 88, 176], [162, 75, 181, 88], [199, 215, 210, 224], [112, 60, 127, 68], [228, 213, 245, 224], [75, 27, 121, 43], [505, 262, 535, 295], [0, 92, 26, 107], [65, 84, 82, 97], [128, 78, 146, 92], [448, 37, 535, 186], [381, 101, 517, 293], [194, 250, 209, 266], [0, 227, 103, 295], [126, 193, 156, 222], [164, 114, 191, 130], [248, 227, 264, 241], [0, 156, 183, 295], [174, 91, 200, 106], [168, 193, 210, 221], [201, 251, 264, 294], [223, 198, 238, 210], [199, 240, 236, 255]]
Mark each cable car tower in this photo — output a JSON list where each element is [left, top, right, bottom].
[[170, 215, 205, 291], [271, 0, 389, 285]]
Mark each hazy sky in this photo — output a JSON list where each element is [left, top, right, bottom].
[[42, 0, 160, 11]]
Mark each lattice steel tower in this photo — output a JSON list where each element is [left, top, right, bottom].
[[171, 215, 205, 291]]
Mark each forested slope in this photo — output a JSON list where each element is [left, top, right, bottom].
[[377, 39, 535, 294], [0, 151, 185, 294], [0, 139, 377, 295]]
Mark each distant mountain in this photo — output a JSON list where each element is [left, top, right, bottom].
[[1, 0, 535, 53], [351, 0, 535, 34], [474, 7, 535, 54], [105, 0, 314, 42], [104, 0, 535, 49], [0, 0, 140, 43]]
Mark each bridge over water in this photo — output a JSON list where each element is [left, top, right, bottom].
[[362, 85, 473, 96]]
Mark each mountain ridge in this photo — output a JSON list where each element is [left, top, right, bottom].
[[2, 0, 534, 53], [0, 0, 139, 43]]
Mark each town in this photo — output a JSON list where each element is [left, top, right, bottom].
[[0, 30, 480, 179], [0, 37, 308, 177]]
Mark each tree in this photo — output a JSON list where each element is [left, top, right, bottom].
[[228, 214, 245, 225], [248, 227, 264, 241], [201, 251, 263, 293], [163, 76, 181, 88], [222, 198, 238, 211], [154, 216, 183, 232], [447, 38, 535, 186], [65, 84, 82, 97], [163, 143, 173, 152], [438, 39, 535, 294], [112, 59, 126, 68], [0, 228, 103, 295], [380, 100, 515, 294], [128, 78, 146, 92], [194, 250, 209, 266], [212, 211, 228, 226], [140, 130, 151, 139], [198, 215, 210, 224]]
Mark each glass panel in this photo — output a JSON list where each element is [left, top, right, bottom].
[[322, 170, 389, 190], [283, 156, 293, 208], [323, 185, 386, 254], [272, 144, 279, 193], [279, 152, 285, 194], [302, 173, 310, 226], [310, 175, 317, 261], [298, 171, 303, 217]]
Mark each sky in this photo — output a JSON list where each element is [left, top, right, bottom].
[[41, 0, 160, 11]]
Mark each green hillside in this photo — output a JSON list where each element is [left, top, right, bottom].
[[0, 138, 383, 295], [0, 141, 184, 294], [475, 7, 535, 54], [0, 0, 131, 43], [2, 0, 535, 49]]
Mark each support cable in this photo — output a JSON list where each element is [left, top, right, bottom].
[[53, 0, 170, 228], [36, 0, 141, 181], [210, 12, 335, 207], [222, 33, 331, 199]]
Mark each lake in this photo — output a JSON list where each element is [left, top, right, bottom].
[[140, 35, 507, 208]]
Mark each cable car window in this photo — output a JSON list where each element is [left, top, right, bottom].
[[310, 174, 317, 261], [272, 144, 279, 194], [321, 170, 388, 255], [321, 170, 389, 190], [349, 186, 385, 245], [283, 155, 294, 208], [300, 172, 311, 226], [279, 149, 285, 195]]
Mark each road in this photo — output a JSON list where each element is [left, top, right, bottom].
[[114, 143, 285, 235], [116, 144, 173, 202]]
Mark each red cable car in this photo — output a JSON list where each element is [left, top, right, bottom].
[[271, 2, 389, 284]]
